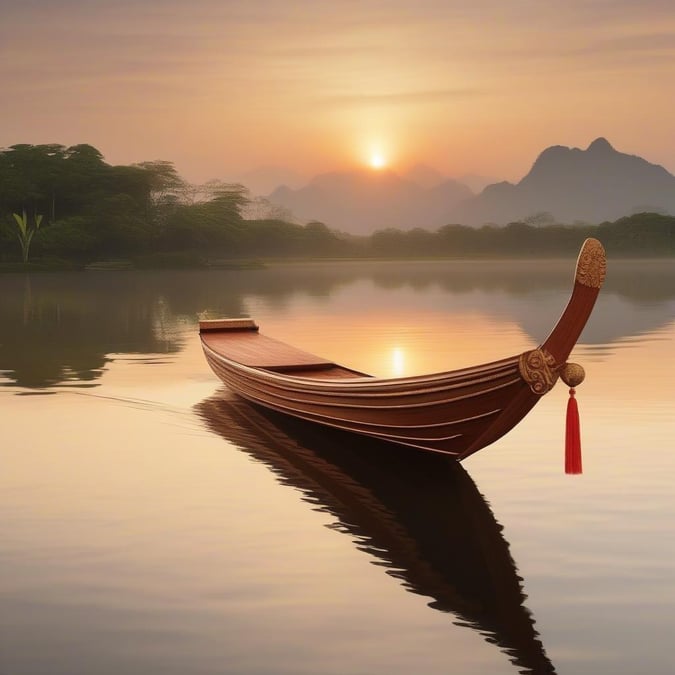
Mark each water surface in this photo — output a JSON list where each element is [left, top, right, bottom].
[[2, 259, 674, 674]]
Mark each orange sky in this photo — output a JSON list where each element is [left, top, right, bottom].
[[2, 1, 675, 188]]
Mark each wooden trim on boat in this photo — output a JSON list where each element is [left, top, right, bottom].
[[199, 318, 259, 332]]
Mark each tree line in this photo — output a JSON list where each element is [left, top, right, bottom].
[[1, 143, 673, 266]]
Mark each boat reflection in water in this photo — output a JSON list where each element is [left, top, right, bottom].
[[195, 392, 556, 674]]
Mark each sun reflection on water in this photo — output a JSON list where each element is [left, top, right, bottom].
[[391, 347, 405, 376]]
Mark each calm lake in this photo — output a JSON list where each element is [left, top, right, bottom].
[[2, 258, 674, 675]]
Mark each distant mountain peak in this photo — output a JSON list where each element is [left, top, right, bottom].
[[454, 137, 675, 225], [586, 137, 614, 153]]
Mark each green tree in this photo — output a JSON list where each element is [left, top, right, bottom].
[[159, 185, 248, 254]]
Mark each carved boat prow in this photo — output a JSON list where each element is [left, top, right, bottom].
[[200, 239, 606, 460]]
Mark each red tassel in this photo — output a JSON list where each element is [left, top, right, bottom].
[[565, 388, 582, 474]]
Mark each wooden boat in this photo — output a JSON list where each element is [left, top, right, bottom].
[[195, 394, 557, 673], [200, 238, 606, 460]]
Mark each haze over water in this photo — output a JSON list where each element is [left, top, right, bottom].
[[1, 258, 674, 674]]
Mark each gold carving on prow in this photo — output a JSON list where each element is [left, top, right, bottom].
[[575, 238, 607, 289], [519, 348, 559, 395]]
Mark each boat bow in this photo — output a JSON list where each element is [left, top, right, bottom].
[[460, 238, 606, 458]]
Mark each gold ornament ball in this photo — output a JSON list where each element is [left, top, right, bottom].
[[560, 362, 585, 388]]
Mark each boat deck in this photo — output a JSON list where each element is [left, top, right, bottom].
[[200, 321, 369, 379]]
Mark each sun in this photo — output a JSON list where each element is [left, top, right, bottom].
[[369, 152, 387, 170]]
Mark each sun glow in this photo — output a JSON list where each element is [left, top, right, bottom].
[[369, 153, 387, 170]]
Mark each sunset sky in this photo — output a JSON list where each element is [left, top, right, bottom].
[[2, 0, 674, 190]]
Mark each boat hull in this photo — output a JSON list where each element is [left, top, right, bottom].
[[202, 341, 535, 457]]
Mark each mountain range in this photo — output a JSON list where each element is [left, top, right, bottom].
[[264, 138, 675, 234], [268, 170, 473, 234], [454, 138, 675, 226]]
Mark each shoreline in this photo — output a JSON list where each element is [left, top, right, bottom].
[[2, 253, 674, 273]]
